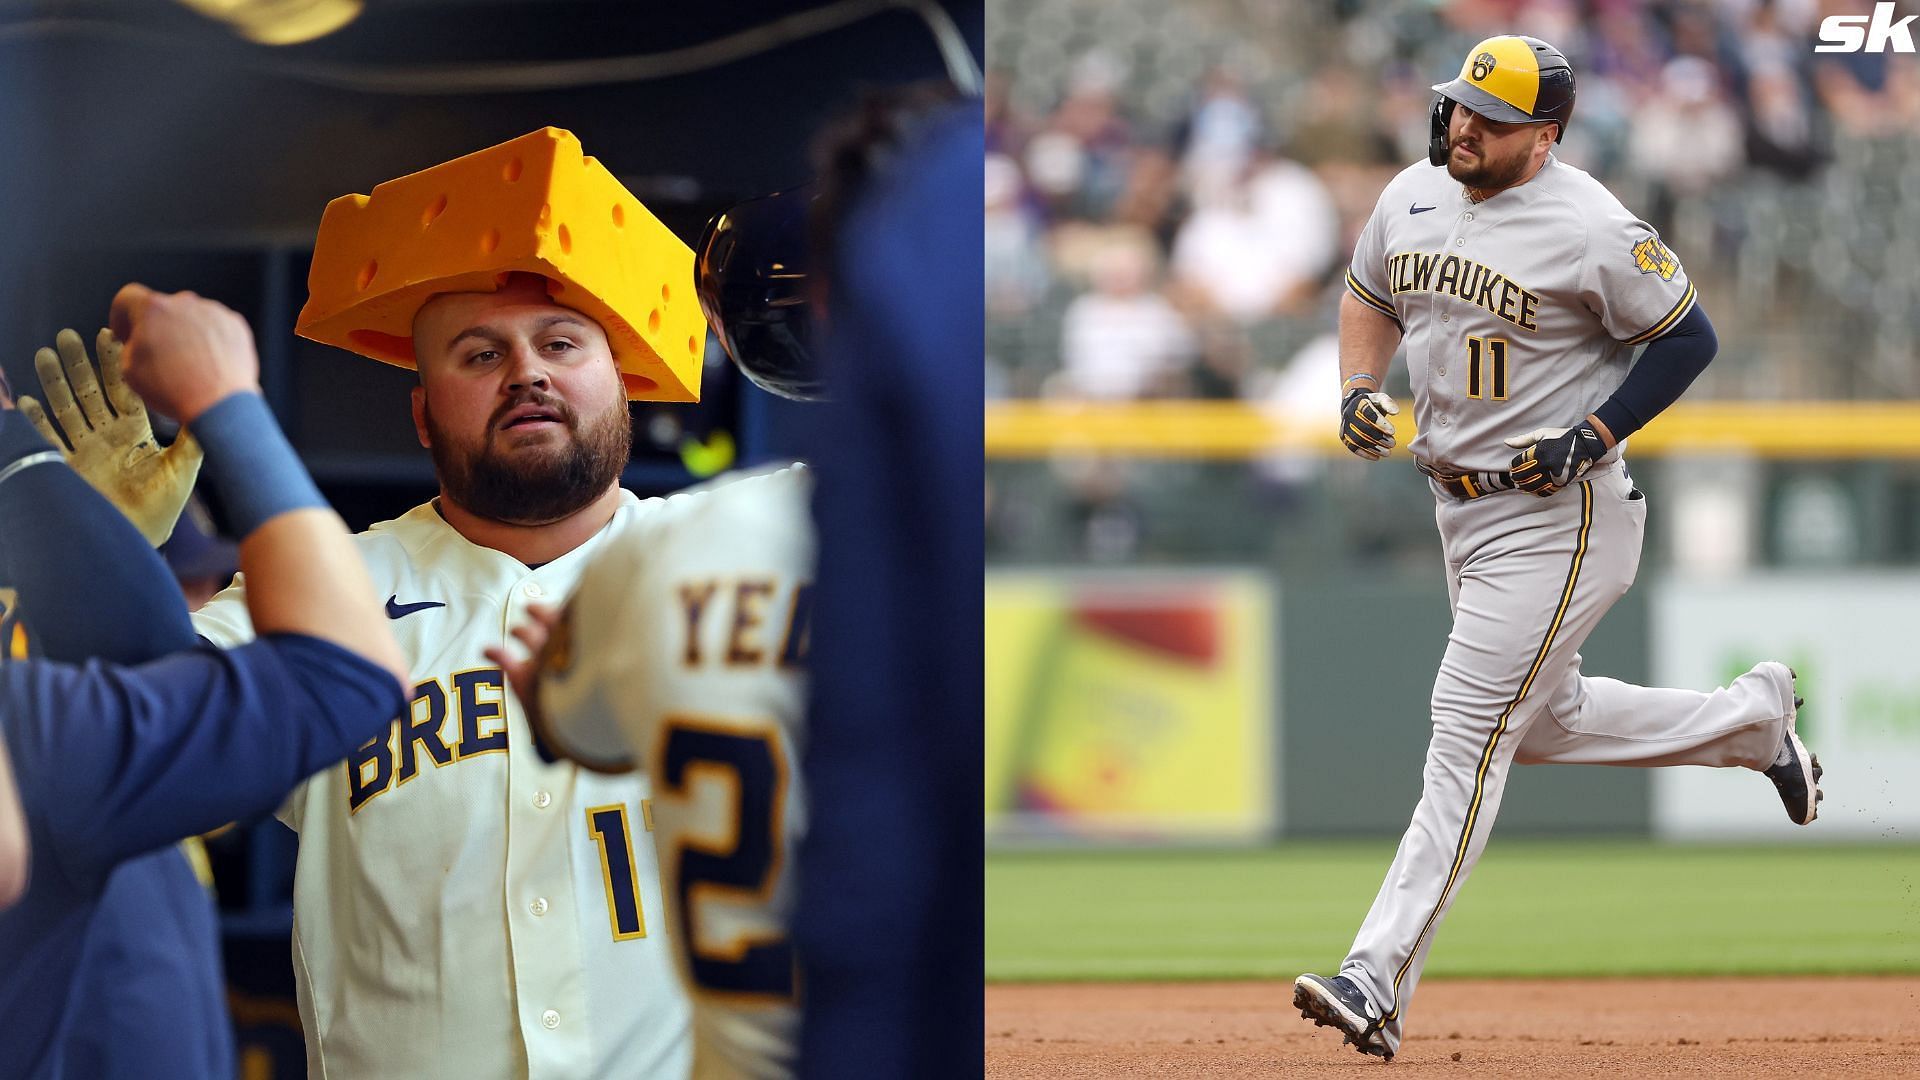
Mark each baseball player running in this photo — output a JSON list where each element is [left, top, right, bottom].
[[1293, 36, 1823, 1061], [0, 284, 410, 1078]]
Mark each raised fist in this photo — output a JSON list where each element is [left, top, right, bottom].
[[108, 284, 261, 425]]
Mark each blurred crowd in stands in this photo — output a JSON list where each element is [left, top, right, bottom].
[[985, 0, 1920, 408]]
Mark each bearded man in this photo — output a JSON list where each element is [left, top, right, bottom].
[[203, 130, 710, 1079]]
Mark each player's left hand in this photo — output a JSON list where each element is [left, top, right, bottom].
[[486, 602, 564, 706], [1505, 423, 1608, 497], [17, 328, 204, 545]]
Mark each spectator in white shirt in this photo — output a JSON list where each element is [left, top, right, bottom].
[[1053, 230, 1195, 399]]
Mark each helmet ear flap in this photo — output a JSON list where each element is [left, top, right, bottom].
[[1427, 98, 1455, 167]]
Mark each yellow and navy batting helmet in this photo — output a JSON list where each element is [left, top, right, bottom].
[[1427, 35, 1576, 166]]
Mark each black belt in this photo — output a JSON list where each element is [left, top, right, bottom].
[[1416, 460, 1516, 500]]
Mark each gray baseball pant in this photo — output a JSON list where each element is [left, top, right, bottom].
[[1338, 466, 1793, 1055]]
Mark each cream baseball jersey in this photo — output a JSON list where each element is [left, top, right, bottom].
[[535, 465, 813, 1080], [1345, 154, 1697, 473], [191, 490, 690, 1080]]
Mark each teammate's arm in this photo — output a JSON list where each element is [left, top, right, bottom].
[[489, 600, 637, 772], [3, 633, 407, 876], [0, 285, 413, 880], [487, 602, 560, 710], [0, 403, 197, 665], [108, 284, 409, 689]]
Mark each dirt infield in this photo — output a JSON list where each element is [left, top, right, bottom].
[[987, 977, 1920, 1077]]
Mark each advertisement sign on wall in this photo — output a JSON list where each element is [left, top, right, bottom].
[[984, 572, 1276, 842], [1651, 576, 1920, 839]]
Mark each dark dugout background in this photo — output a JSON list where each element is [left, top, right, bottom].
[[0, 2, 980, 1072]]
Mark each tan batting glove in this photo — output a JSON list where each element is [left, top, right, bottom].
[[17, 328, 204, 546]]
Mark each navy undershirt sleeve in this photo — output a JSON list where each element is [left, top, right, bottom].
[[1, 633, 405, 881], [1592, 303, 1718, 443], [0, 412, 196, 663]]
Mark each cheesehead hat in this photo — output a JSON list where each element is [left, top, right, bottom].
[[296, 127, 704, 402]]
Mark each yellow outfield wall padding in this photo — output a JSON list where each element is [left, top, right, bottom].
[[984, 401, 1920, 459]]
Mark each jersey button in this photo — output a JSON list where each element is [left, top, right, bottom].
[[1440, 315, 1450, 323], [1437, 368, 1447, 376], [541, 1009, 560, 1030], [1455, 238, 1464, 247], [524, 582, 545, 599], [530, 897, 549, 916], [532, 790, 552, 809], [1465, 212, 1474, 221]]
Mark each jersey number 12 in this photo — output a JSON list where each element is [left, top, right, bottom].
[[662, 718, 796, 1000]]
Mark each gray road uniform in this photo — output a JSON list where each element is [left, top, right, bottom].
[[1335, 154, 1797, 1054]]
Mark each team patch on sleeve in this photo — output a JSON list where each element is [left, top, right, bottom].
[[1630, 236, 1679, 281]]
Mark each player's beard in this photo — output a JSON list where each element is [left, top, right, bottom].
[[425, 390, 631, 526], [1446, 134, 1533, 191]]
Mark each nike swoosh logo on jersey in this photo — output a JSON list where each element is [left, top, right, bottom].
[[1409, 203, 1437, 214], [386, 596, 447, 619]]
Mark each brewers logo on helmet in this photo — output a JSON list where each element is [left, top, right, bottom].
[[1427, 35, 1577, 166]]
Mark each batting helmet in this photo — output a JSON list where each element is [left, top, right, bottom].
[[1427, 35, 1576, 167], [694, 184, 825, 402]]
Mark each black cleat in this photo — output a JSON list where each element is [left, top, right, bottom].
[[1764, 669, 1823, 825], [1293, 973, 1392, 1061]]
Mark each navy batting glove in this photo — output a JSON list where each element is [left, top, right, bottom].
[[1340, 388, 1399, 460], [1505, 423, 1607, 497]]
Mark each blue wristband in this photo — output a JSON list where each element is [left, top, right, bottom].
[[189, 392, 329, 538]]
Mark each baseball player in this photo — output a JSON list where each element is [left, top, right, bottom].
[[491, 462, 813, 1080], [35, 136, 723, 1079], [176, 268, 694, 1079], [479, 83, 981, 1080], [133, 133, 708, 1078], [474, 124, 834, 1080], [0, 284, 410, 1078], [1293, 36, 1823, 1061]]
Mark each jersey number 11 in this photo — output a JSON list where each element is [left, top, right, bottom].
[[1465, 336, 1509, 401]]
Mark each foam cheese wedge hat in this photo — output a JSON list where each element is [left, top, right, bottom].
[[297, 127, 704, 402]]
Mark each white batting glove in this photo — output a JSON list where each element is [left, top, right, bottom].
[[18, 328, 205, 546]]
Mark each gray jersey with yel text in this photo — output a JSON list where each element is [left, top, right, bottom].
[[1345, 155, 1696, 473]]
